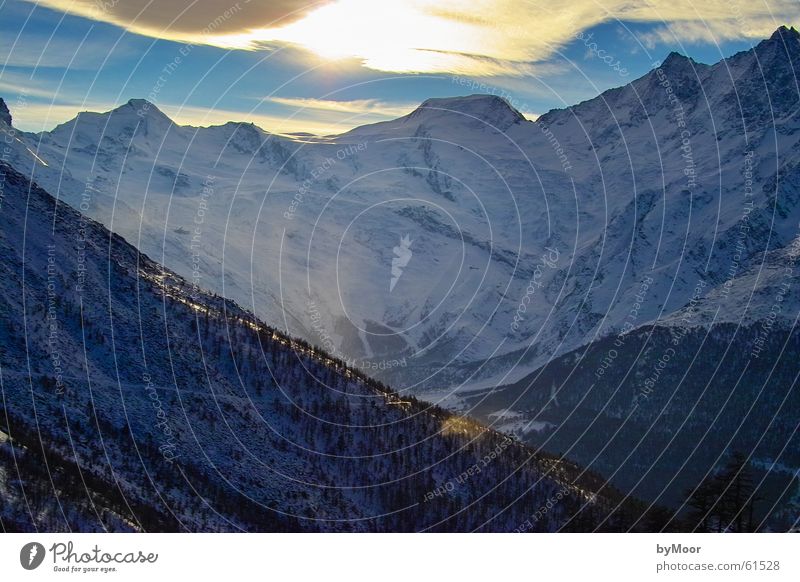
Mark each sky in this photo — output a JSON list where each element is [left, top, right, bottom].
[[0, 0, 797, 135]]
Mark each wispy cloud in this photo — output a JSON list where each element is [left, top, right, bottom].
[[9, 96, 403, 135], [165, 95, 430, 134], [269, 96, 415, 117], [7, 100, 120, 132], [0, 70, 63, 100], [19, 0, 800, 76], [2, 76, 418, 136], [24, 0, 327, 46], [159, 102, 370, 135], [637, 14, 788, 49], [0, 34, 133, 69]]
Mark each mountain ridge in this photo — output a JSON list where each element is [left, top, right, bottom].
[[0, 27, 798, 394], [0, 159, 654, 532], [4, 24, 798, 139], [2, 25, 799, 532]]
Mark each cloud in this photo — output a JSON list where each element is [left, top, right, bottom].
[[7, 97, 405, 136], [6, 100, 120, 132], [269, 96, 415, 117], [23, 0, 800, 76], [159, 103, 352, 135], [637, 16, 791, 49], [0, 34, 132, 69], [0, 71, 66, 99], [26, 0, 328, 47], [162, 98, 419, 135]]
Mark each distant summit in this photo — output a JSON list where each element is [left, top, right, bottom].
[[339, 92, 528, 139], [115, 98, 172, 124], [47, 97, 174, 141], [407, 94, 527, 131], [659, 51, 702, 71], [0, 98, 11, 126], [770, 25, 800, 41]]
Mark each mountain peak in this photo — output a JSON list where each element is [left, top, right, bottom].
[[408, 94, 526, 130], [47, 98, 174, 139], [0, 97, 11, 126], [770, 25, 800, 42], [749, 24, 800, 70], [660, 51, 696, 70], [125, 97, 153, 109], [115, 98, 170, 121]]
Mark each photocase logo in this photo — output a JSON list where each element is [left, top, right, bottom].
[[20, 542, 46, 570], [389, 234, 413, 292]]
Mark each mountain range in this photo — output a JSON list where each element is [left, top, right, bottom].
[[0, 160, 651, 531], [1, 26, 799, 530]]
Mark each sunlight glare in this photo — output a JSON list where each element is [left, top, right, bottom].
[[263, 0, 500, 73]]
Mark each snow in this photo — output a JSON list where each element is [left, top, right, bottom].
[[2, 159, 614, 532], [1, 28, 799, 406]]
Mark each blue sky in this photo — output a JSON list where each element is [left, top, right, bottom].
[[0, 0, 794, 134]]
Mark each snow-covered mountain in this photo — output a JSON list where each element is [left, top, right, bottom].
[[2, 27, 800, 406], [1, 160, 647, 532]]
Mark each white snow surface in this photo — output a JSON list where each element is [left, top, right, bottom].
[[3, 28, 800, 399]]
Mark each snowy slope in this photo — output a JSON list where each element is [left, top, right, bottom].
[[1, 160, 650, 532], [2, 27, 800, 401]]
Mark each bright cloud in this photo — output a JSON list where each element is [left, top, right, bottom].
[[158, 103, 357, 135], [637, 16, 792, 49], [161, 99, 418, 135], [25, 0, 327, 46], [8, 100, 120, 132], [25, 0, 800, 76], [269, 96, 415, 117], [7, 98, 389, 136]]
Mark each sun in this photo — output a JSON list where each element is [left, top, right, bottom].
[[261, 0, 491, 73]]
